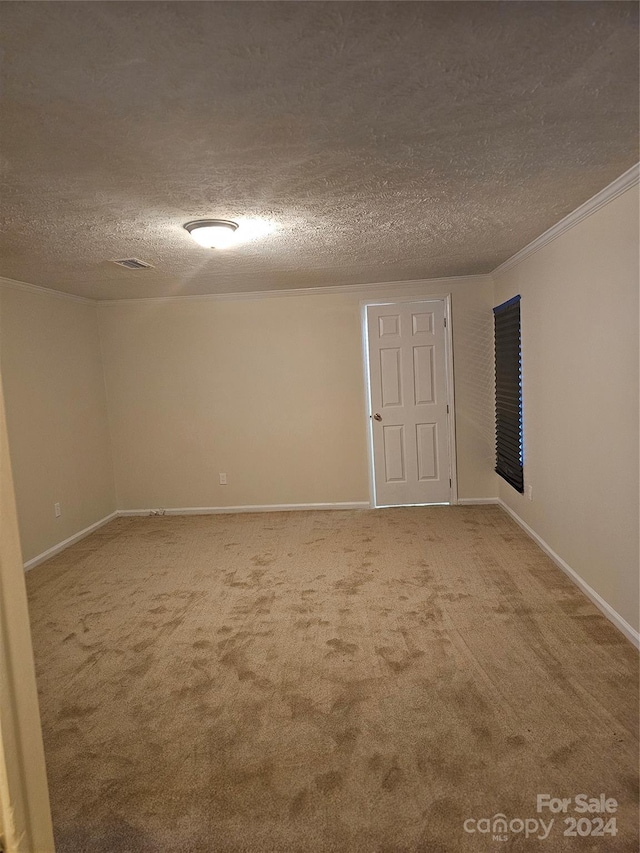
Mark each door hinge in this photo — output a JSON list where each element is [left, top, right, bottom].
[[449, 478, 452, 487], [446, 404, 449, 414], [444, 316, 447, 327]]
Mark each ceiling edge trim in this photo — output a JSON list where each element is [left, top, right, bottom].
[[492, 162, 640, 277], [96, 275, 492, 307], [0, 276, 94, 306]]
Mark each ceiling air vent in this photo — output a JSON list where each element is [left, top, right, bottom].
[[112, 258, 154, 270]]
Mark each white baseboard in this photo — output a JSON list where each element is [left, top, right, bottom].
[[457, 498, 500, 505], [497, 499, 640, 649], [117, 501, 371, 517], [23, 511, 118, 571], [23, 503, 370, 570]]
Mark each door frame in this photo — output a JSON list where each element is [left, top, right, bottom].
[[360, 294, 458, 508], [0, 372, 55, 852]]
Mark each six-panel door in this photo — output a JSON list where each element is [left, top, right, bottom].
[[366, 300, 451, 506]]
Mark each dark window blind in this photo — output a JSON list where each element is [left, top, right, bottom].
[[494, 296, 523, 493]]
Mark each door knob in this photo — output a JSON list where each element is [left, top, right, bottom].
[[372, 413, 382, 421]]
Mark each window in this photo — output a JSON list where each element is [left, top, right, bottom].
[[493, 295, 523, 493]]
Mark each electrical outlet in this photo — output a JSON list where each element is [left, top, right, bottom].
[[219, 473, 228, 485], [527, 485, 533, 501], [54, 502, 61, 518]]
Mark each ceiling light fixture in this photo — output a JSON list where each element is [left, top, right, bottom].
[[184, 219, 239, 249]]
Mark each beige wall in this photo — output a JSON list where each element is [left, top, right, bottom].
[[494, 184, 639, 632], [0, 284, 116, 562], [98, 278, 496, 511]]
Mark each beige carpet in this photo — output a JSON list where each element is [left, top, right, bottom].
[[26, 506, 638, 852]]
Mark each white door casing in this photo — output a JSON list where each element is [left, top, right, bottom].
[[365, 299, 453, 506]]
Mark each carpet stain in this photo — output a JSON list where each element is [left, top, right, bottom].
[[315, 771, 343, 793], [326, 638, 359, 655]]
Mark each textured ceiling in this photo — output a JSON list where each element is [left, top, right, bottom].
[[0, 1, 638, 300]]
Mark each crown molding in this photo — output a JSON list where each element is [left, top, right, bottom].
[[97, 274, 492, 307], [0, 276, 94, 305], [492, 162, 640, 277]]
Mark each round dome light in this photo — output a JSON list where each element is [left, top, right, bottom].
[[184, 219, 239, 249]]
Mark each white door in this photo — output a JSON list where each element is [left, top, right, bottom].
[[366, 300, 453, 506]]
